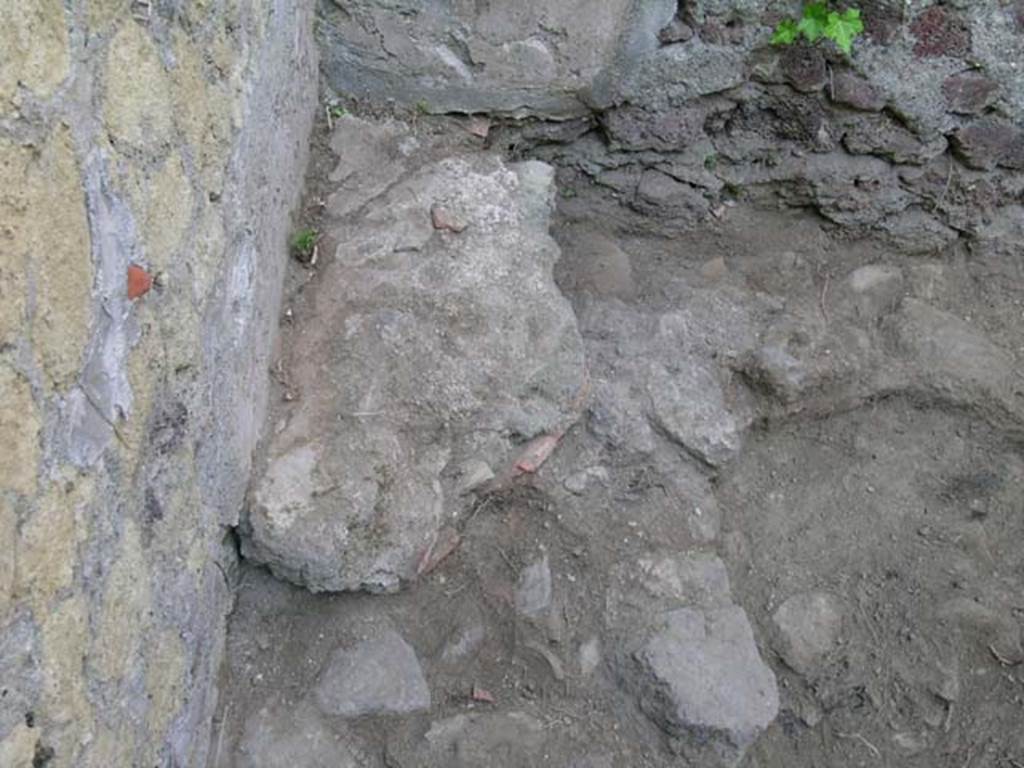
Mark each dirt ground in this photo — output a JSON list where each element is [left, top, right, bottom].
[[208, 109, 1024, 768]]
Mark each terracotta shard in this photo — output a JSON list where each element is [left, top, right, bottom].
[[127, 264, 153, 300]]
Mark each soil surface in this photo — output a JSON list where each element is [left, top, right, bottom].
[[208, 108, 1024, 768]]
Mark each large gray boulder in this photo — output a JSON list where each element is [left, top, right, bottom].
[[242, 126, 585, 592]]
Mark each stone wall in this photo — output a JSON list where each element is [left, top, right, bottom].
[[319, 0, 1023, 250], [0, 1, 316, 766]]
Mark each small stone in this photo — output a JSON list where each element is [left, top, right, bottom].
[[421, 712, 545, 766], [658, 18, 694, 45], [416, 526, 461, 577], [831, 73, 886, 112], [771, 591, 843, 675], [844, 264, 904, 320], [515, 555, 552, 619], [843, 115, 948, 165], [647, 359, 747, 467], [951, 119, 1024, 171], [430, 204, 468, 233], [893, 732, 928, 754], [314, 630, 431, 717], [700, 255, 728, 281], [780, 45, 826, 93], [579, 636, 601, 677], [440, 605, 486, 665], [909, 6, 971, 58], [938, 598, 1023, 662], [237, 699, 363, 768], [563, 465, 609, 495], [466, 117, 490, 138], [455, 459, 494, 495], [942, 74, 998, 115]]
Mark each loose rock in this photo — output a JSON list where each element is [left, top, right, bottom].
[[771, 591, 844, 674], [236, 699, 364, 768], [515, 555, 553, 619], [629, 606, 780, 767], [314, 630, 431, 717]]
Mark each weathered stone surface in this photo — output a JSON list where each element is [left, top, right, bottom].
[[0, 367, 40, 496], [607, 552, 778, 766], [952, 120, 1024, 170], [648, 360, 748, 467], [878, 209, 958, 255], [0, 0, 69, 105], [389, 712, 546, 767], [237, 699, 364, 768], [315, 630, 430, 717], [245, 137, 584, 593], [910, 6, 971, 58], [888, 300, 1021, 413], [842, 116, 948, 165], [104, 23, 175, 152], [0, 613, 42, 739], [780, 46, 827, 94], [0, 0, 317, 763], [942, 74, 999, 115], [841, 264, 904, 321], [516, 555, 553, 619], [658, 17, 694, 45], [938, 598, 1023, 662], [555, 229, 636, 300], [318, 0, 635, 116], [831, 72, 887, 112], [771, 591, 844, 674], [631, 606, 780, 766], [635, 169, 709, 221]]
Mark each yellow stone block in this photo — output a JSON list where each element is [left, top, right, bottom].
[[0, 0, 70, 106], [83, 724, 135, 768], [104, 22, 174, 152], [0, 127, 92, 389], [16, 479, 90, 611], [92, 520, 151, 683], [0, 366, 40, 496], [86, 0, 132, 36], [144, 152, 194, 269], [0, 723, 37, 768], [170, 32, 233, 192], [40, 595, 92, 750], [0, 497, 14, 620], [143, 630, 186, 753]]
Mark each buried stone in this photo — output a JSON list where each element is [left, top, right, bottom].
[[242, 127, 584, 593], [314, 629, 431, 717]]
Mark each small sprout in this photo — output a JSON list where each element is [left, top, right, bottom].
[[328, 104, 347, 119], [704, 153, 719, 171], [290, 227, 319, 264], [415, 99, 431, 115]]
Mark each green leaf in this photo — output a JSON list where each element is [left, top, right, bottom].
[[824, 7, 864, 54], [797, 2, 830, 42], [771, 18, 799, 45]]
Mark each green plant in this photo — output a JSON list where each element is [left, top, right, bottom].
[[772, 2, 864, 55], [290, 227, 318, 261], [328, 104, 347, 119], [704, 153, 719, 171], [415, 100, 430, 115]]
